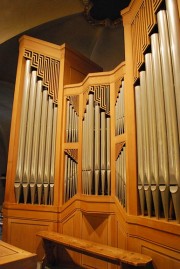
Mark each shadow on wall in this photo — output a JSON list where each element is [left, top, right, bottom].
[[0, 81, 14, 209]]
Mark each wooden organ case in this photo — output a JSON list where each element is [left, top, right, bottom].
[[2, 0, 180, 268]]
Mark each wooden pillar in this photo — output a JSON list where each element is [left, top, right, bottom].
[[122, 14, 138, 215]]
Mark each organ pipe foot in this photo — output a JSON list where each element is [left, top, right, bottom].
[[138, 185, 145, 215], [95, 171, 100, 195], [87, 171, 93, 195], [82, 171, 85, 194], [170, 186, 180, 223], [22, 183, 29, 204], [101, 170, 106, 195], [44, 183, 49, 205], [37, 184, 43, 204], [30, 183, 36, 204], [107, 170, 111, 195], [144, 185, 152, 217], [14, 183, 22, 203], [50, 184, 54, 205], [159, 185, 169, 221], [151, 185, 160, 218]]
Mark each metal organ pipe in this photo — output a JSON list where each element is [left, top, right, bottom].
[[145, 53, 159, 218], [106, 117, 111, 195], [15, 59, 31, 203], [135, 85, 145, 215], [37, 89, 48, 204], [30, 80, 43, 204], [95, 103, 100, 195], [22, 70, 37, 203], [49, 105, 57, 205], [165, 0, 180, 139], [139, 71, 152, 216], [88, 94, 94, 195], [44, 97, 54, 205], [101, 111, 106, 195]]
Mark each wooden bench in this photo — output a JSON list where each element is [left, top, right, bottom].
[[37, 231, 152, 268]]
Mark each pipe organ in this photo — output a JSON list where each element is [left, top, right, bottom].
[[115, 143, 126, 208], [82, 85, 111, 196], [132, 0, 180, 222], [15, 55, 59, 205], [64, 150, 78, 202], [3, 1, 180, 268], [115, 81, 125, 136], [66, 97, 79, 143]]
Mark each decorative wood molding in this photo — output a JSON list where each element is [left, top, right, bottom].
[[24, 49, 60, 104], [65, 149, 78, 163]]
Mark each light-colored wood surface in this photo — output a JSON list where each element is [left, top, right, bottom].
[[37, 231, 152, 267], [0, 240, 37, 269]]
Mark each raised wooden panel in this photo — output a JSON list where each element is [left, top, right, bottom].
[[142, 246, 180, 269], [60, 211, 82, 265], [117, 221, 126, 250], [127, 235, 180, 269], [9, 220, 49, 254], [69, 66, 87, 84], [81, 214, 109, 269], [62, 213, 76, 236]]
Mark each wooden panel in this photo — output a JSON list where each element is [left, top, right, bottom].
[[117, 221, 126, 250], [127, 235, 180, 269], [62, 214, 75, 236], [9, 220, 49, 256], [69, 66, 86, 84], [82, 214, 108, 269], [0, 240, 37, 269], [60, 211, 82, 265], [142, 246, 180, 269]]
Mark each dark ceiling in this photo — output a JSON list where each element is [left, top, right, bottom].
[[89, 0, 131, 21]]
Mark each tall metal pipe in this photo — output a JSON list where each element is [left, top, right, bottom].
[[37, 88, 48, 204], [151, 33, 169, 219], [140, 71, 152, 216], [135, 85, 145, 215], [66, 100, 70, 142], [49, 104, 57, 205], [145, 53, 159, 217], [106, 117, 111, 195], [95, 103, 100, 195], [44, 97, 53, 205], [101, 111, 106, 195], [30, 80, 43, 204], [165, 0, 180, 139], [22, 70, 37, 203], [15, 59, 31, 203]]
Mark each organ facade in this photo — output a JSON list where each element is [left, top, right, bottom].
[[2, 0, 180, 268]]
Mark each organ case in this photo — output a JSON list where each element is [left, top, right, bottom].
[[2, 0, 180, 268]]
